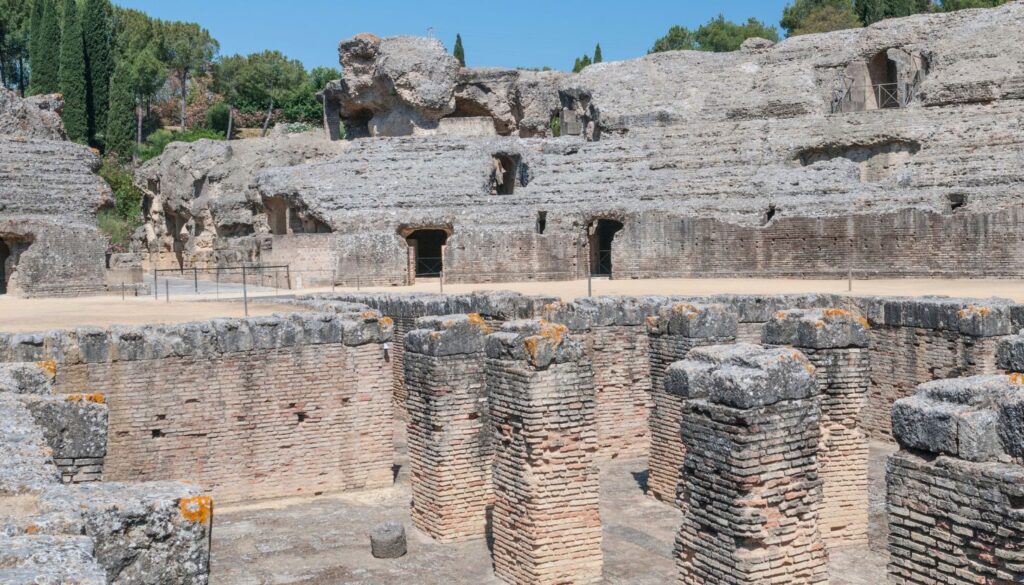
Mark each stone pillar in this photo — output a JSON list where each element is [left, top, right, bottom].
[[763, 308, 871, 548], [671, 344, 827, 585], [646, 302, 736, 504], [997, 330, 1024, 373], [404, 314, 492, 543], [888, 374, 1024, 584], [486, 320, 601, 585]]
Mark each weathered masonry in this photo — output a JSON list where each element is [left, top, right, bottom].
[[487, 320, 602, 585], [672, 344, 828, 585], [763, 308, 871, 549], [0, 309, 395, 503], [404, 314, 492, 543], [888, 375, 1024, 584]]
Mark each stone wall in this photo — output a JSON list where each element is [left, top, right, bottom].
[[486, 320, 602, 585], [888, 375, 1024, 584], [0, 311, 395, 503], [672, 344, 827, 585], [404, 314, 492, 543]]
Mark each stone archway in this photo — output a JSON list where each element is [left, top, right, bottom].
[[0, 238, 9, 295], [588, 219, 623, 277], [405, 229, 450, 279]]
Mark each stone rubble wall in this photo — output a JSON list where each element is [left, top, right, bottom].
[[997, 331, 1024, 374], [887, 374, 1024, 584], [763, 308, 871, 549], [0, 310, 395, 503], [404, 314, 492, 543], [672, 344, 827, 585], [486, 320, 602, 585], [0, 363, 211, 585]]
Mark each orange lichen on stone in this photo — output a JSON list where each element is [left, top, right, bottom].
[[815, 320, 826, 329], [24, 524, 40, 534], [66, 393, 105, 404], [823, 308, 851, 319], [467, 313, 492, 334], [538, 321, 567, 344], [774, 311, 787, 319], [379, 316, 394, 327], [178, 495, 213, 524], [958, 305, 992, 318], [430, 331, 443, 339], [672, 303, 700, 317], [1010, 373, 1024, 385], [645, 315, 659, 328], [36, 360, 57, 376], [857, 316, 871, 329]]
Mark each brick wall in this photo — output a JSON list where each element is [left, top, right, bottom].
[[585, 325, 651, 459]]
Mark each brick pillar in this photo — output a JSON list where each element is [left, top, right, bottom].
[[888, 374, 1024, 584], [646, 302, 736, 504], [672, 344, 827, 585], [404, 314, 492, 543], [486, 320, 601, 585], [763, 308, 871, 548]]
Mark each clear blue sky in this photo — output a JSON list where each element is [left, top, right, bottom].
[[112, 1, 791, 71]]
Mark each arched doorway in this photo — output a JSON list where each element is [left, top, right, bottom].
[[588, 219, 623, 277], [0, 239, 9, 295], [867, 50, 899, 109], [406, 229, 449, 279]]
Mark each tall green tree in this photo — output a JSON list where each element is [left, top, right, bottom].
[[939, 0, 1011, 10], [106, 47, 164, 158], [781, 0, 852, 36], [854, 0, 930, 25], [453, 33, 465, 66], [58, 0, 88, 141], [788, 1, 862, 35], [693, 15, 779, 52], [29, 0, 60, 95], [593, 43, 602, 63], [83, 0, 113, 141], [572, 54, 592, 73], [0, 0, 31, 93], [649, 25, 697, 53], [212, 50, 305, 135], [160, 21, 218, 129]]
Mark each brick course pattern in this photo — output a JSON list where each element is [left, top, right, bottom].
[[486, 320, 602, 585], [887, 374, 1024, 584], [763, 308, 871, 549], [404, 314, 492, 543], [671, 344, 827, 585], [7, 312, 395, 504], [646, 303, 737, 504]]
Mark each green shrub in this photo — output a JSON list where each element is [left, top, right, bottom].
[[97, 159, 145, 250], [137, 128, 223, 162], [204, 102, 232, 135]]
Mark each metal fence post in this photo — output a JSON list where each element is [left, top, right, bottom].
[[215, 268, 220, 300], [331, 269, 336, 294], [439, 269, 444, 293], [193, 267, 198, 294], [165, 280, 169, 303], [241, 265, 249, 317], [153, 269, 158, 300], [285, 265, 291, 290], [121, 282, 125, 301], [587, 270, 592, 297]]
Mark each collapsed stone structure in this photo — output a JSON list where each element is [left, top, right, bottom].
[[0, 89, 112, 297], [136, 5, 1024, 286]]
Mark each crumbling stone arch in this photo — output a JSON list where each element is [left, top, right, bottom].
[[401, 226, 452, 280], [0, 234, 32, 295], [587, 218, 623, 277]]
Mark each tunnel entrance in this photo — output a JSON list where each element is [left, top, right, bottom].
[[0, 239, 9, 294], [406, 229, 449, 278], [588, 219, 623, 277]]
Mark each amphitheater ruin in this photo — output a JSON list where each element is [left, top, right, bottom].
[[1, 3, 1024, 585]]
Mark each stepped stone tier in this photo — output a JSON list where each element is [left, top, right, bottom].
[[404, 314, 492, 542], [486, 320, 602, 585], [645, 302, 737, 503], [671, 344, 827, 585], [887, 375, 1024, 584], [763, 308, 871, 548], [0, 89, 112, 297], [134, 4, 1024, 286]]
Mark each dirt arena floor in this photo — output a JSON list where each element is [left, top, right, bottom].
[[210, 422, 897, 585], [1, 277, 1021, 333]]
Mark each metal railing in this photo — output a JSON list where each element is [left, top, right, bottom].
[[831, 69, 924, 114], [414, 257, 443, 277]]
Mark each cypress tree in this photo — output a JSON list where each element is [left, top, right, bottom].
[[58, 0, 87, 142], [29, 0, 60, 95], [28, 0, 44, 82], [593, 43, 602, 63], [105, 58, 134, 160], [83, 0, 112, 141], [453, 33, 465, 66]]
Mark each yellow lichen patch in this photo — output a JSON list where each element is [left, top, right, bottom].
[[857, 316, 871, 329], [672, 302, 700, 316], [1009, 373, 1024, 385], [379, 316, 394, 327], [24, 524, 40, 534], [790, 350, 815, 374], [66, 393, 105, 404], [430, 331, 442, 339], [815, 320, 826, 329], [467, 313, 492, 334], [538, 321, 568, 344], [645, 315, 659, 329], [774, 311, 787, 320], [36, 360, 57, 377], [524, 336, 540, 359], [361, 310, 378, 320], [178, 496, 213, 524], [543, 302, 562, 312], [823, 308, 851, 319], [958, 305, 992, 318]]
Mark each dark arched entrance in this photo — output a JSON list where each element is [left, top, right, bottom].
[[589, 219, 623, 277], [406, 229, 449, 278], [0, 239, 9, 294]]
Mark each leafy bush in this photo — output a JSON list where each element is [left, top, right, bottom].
[[137, 128, 224, 162], [278, 122, 314, 134], [97, 159, 145, 252], [204, 102, 232, 135]]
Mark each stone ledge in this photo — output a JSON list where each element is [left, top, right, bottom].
[[762, 308, 870, 349], [646, 302, 737, 339], [405, 314, 491, 356], [997, 331, 1024, 372], [485, 319, 584, 369], [0, 534, 106, 585]]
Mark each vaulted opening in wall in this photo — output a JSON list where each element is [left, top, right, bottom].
[[764, 205, 777, 225], [588, 219, 623, 277], [798, 140, 920, 182], [0, 239, 9, 295], [867, 50, 900, 109], [344, 109, 373, 139], [537, 211, 548, 235], [947, 193, 967, 213], [0, 235, 33, 295], [264, 196, 288, 235], [405, 229, 449, 278], [491, 154, 520, 195], [289, 210, 333, 234]]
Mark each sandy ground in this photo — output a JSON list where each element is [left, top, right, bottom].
[[277, 276, 1024, 302], [2, 277, 1020, 333], [0, 295, 293, 333], [210, 423, 896, 585]]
